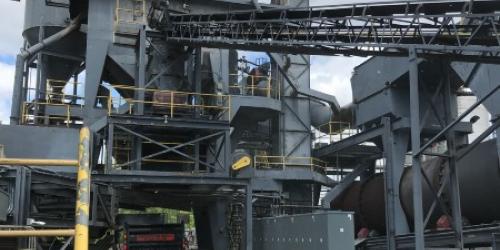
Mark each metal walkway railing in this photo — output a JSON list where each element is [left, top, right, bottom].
[[0, 127, 91, 250]]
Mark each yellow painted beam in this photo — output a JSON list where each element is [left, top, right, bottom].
[[75, 127, 90, 250], [0, 229, 75, 237], [0, 158, 78, 166]]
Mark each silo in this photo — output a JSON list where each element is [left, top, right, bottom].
[[23, 1, 86, 93]]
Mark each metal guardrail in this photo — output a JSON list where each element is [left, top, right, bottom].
[[228, 73, 279, 99], [0, 226, 37, 249], [254, 155, 327, 173], [0, 128, 91, 250], [107, 85, 231, 120], [21, 102, 80, 127], [45, 79, 80, 104], [314, 121, 358, 146]]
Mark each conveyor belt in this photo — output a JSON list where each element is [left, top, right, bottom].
[[159, 0, 500, 60]]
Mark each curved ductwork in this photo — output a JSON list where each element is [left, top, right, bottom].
[[314, 103, 356, 134]]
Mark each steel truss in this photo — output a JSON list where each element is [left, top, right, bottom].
[[103, 117, 230, 174], [161, 0, 500, 60]]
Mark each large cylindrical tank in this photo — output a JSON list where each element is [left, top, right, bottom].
[[330, 182, 366, 230], [332, 140, 500, 233], [454, 139, 500, 224], [23, 1, 86, 82], [359, 173, 386, 233], [401, 139, 500, 227], [399, 157, 445, 230]]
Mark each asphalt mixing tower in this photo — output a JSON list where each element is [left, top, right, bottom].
[[1, 0, 500, 250]]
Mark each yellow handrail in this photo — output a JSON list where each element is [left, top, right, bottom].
[[253, 155, 327, 173], [0, 127, 91, 250], [105, 86, 231, 120], [0, 158, 78, 166], [21, 102, 83, 127], [228, 73, 278, 99], [315, 121, 357, 145], [0, 229, 75, 237]]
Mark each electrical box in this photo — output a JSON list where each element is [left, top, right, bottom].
[[253, 211, 354, 250]]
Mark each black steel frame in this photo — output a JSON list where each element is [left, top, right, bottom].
[[163, 0, 500, 60]]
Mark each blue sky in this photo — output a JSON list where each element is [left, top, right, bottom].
[[0, 0, 373, 124]]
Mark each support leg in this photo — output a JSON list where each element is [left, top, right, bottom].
[[245, 184, 253, 250], [382, 117, 410, 249], [409, 48, 425, 250], [443, 63, 464, 248]]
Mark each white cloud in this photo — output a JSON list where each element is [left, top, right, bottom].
[[0, 1, 25, 55], [0, 0, 24, 124], [310, 56, 366, 106], [0, 62, 15, 124]]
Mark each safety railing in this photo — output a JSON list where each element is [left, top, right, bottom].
[[22, 78, 87, 127], [314, 121, 358, 146], [45, 79, 80, 104], [107, 85, 231, 120], [0, 226, 37, 249], [21, 102, 84, 127], [228, 73, 279, 99], [0, 128, 91, 250], [115, 0, 147, 25], [254, 155, 327, 173]]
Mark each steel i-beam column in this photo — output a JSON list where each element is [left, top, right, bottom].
[[382, 117, 410, 249], [443, 62, 464, 248], [84, 0, 112, 124], [409, 48, 425, 250], [106, 123, 114, 173], [245, 184, 253, 250], [194, 47, 202, 172], [135, 26, 146, 115]]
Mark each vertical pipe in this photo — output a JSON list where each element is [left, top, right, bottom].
[[75, 127, 91, 250], [409, 48, 425, 250], [34, 27, 45, 125], [11, 55, 25, 125]]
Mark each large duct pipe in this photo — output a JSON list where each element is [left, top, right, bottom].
[[314, 103, 356, 134], [10, 15, 82, 124], [332, 140, 500, 233]]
